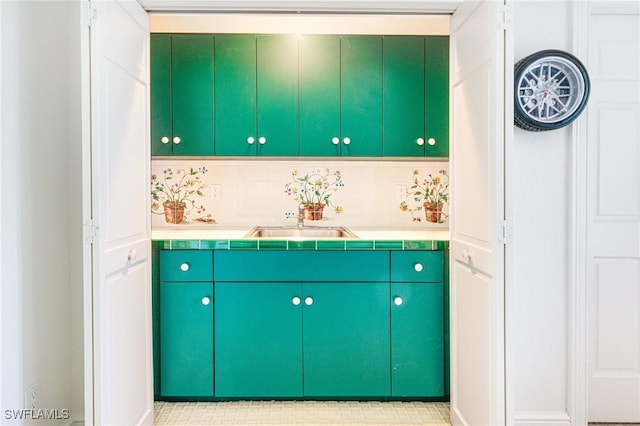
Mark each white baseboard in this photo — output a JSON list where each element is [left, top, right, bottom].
[[514, 411, 572, 426]]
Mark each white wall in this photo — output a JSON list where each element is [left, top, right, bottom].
[[0, 1, 603, 425], [0, 1, 83, 424], [511, 1, 579, 424]]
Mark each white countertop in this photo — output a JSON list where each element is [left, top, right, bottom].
[[152, 226, 450, 241]]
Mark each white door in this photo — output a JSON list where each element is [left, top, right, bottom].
[[586, 2, 640, 422], [85, 0, 153, 424], [449, 1, 508, 425]]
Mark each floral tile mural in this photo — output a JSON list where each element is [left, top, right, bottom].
[[399, 169, 449, 223], [150, 160, 449, 228]]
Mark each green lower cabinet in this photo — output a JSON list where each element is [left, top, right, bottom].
[[303, 283, 391, 397], [214, 282, 303, 397], [391, 282, 444, 397], [160, 282, 214, 397]]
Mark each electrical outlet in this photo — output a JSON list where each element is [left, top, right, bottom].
[[396, 184, 408, 201], [24, 382, 39, 410], [210, 184, 221, 201]]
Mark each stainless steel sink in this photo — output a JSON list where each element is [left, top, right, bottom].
[[244, 226, 358, 239]]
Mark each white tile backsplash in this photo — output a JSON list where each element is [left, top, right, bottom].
[[151, 159, 449, 229]]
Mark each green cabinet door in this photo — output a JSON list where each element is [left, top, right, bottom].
[[150, 34, 172, 156], [215, 35, 299, 156], [383, 36, 426, 157], [425, 36, 449, 157], [150, 34, 214, 156], [299, 35, 341, 156], [171, 35, 214, 155], [303, 283, 390, 397], [256, 35, 299, 156], [215, 283, 303, 397], [214, 35, 257, 156], [341, 36, 383, 157], [391, 282, 444, 397], [160, 282, 214, 397]]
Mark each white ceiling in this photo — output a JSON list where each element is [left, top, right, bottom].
[[138, 0, 462, 14]]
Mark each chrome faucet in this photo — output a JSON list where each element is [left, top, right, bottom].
[[297, 204, 305, 229]]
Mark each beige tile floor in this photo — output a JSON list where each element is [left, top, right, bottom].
[[154, 401, 452, 426]]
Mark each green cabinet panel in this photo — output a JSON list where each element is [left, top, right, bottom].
[[341, 36, 383, 156], [299, 36, 341, 156], [391, 282, 444, 397], [150, 34, 172, 156], [425, 36, 450, 157], [160, 282, 214, 397], [159, 250, 213, 282], [383, 36, 426, 157], [215, 283, 303, 397], [256, 35, 299, 156], [215, 35, 298, 156], [390, 251, 444, 283], [383, 36, 449, 157], [214, 35, 257, 156], [299, 35, 382, 157], [151, 34, 214, 156], [303, 283, 390, 397], [214, 250, 389, 282]]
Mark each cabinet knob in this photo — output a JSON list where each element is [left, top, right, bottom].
[[247, 137, 255, 145], [414, 263, 423, 272], [258, 136, 267, 145], [427, 137, 436, 146], [201, 296, 211, 306], [332, 137, 340, 145], [172, 136, 181, 144], [161, 136, 170, 144], [180, 263, 190, 272], [304, 296, 314, 306], [127, 250, 137, 262], [394, 296, 403, 306], [343, 137, 351, 145], [416, 138, 425, 146], [292, 296, 301, 306]]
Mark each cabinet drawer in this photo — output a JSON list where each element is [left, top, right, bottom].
[[215, 250, 389, 282], [160, 250, 213, 282], [391, 251, 443, 282]]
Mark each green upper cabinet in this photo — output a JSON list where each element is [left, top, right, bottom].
[[215, 35, 299, 156], [424, 36, 450, 157], [214, 35, 256, 156], [383, 36, 449, 157], [299, 35, 341, 156], [383, 36, 426, 157], [150, 34, 214, 156], [151, 33, 448, 158], [256, 35, 299, 156], [299, 36, 383, 156], [341, 36, 384, 156]]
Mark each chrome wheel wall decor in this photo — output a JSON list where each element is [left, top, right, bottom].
[[514, 50, 590, 131]]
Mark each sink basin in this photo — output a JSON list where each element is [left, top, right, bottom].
[[244, 226, 358, 239]]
